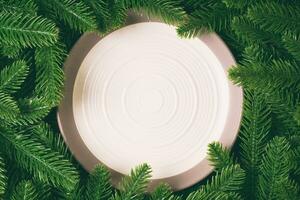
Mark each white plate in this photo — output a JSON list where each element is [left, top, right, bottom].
[[57, 13, 243, 191]]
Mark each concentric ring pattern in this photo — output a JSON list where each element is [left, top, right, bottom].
[[73, 22, 230, 179]]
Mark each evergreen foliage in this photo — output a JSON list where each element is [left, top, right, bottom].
[[11, 181, 38, 200], [0, 155, 6, 197], [207, 142, 234, 172], [0, 0, 299, 199], [283, 33, 300, 62], [34, 44, 65, 107], [150, 183, 181, 200], [84, 165, 112, 200], [0, 44, 22, 58], [229, 55, 300, 91], [123, 0, 187, 25], [0, 92, 19, 122], [0, 0, 37, 15], [0, 126, 79, 191], [186, 165, 245, 200], [238, 90, 271, 200], [0, 61, 29, 94], [13, 97, 51, 126], [31, 122, 71, 159], [85, 0, 126, 34], [0, 12, 58, 48], [39, 0, 97, 33], [111, 163, 152, 200], [295, 106, 300, 126], [247, 2, 300, 35], [257, 137, 296, 199], [177, 1, 238, 38]]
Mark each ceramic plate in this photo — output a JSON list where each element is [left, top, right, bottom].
[[57, 12, 243, 191]]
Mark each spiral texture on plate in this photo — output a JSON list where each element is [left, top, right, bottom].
[[73, 22, 230, 179]]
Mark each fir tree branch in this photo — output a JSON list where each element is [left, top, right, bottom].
[[85, 0, 126, 33], [283, 33, 300, 62], [0, 44, 22, 58], [0, 11, 58, 48], [258, 137, 293, 199], [40, 0, 97, 33], [151, 183, 180, 200], [0, 92, 19, 122], [34, 44, 65, 107], [84, 165, 112, 200], [31, 122, 71, 160], [0, 126, 79, 191], [33, 182, 52, 200], [229, 52, 300, 91], [207, 142, 234, 172], [180, 0, 216, 13], [229, 46, 300, 134], [231, 16, 287, 58], [186, 165, 245, 200], [223, 0, 300, 9], [238, 90, 271, 200], [248, 2, 300, 35], [122, 0, 187, 25], [11, 50, 37, 98], [11, 181, 38, 200], [84, 0, 111, 33], [11, 97, 51, 126], [70, 181, 85, 200], [277, 179, 300, 200], [3, 160, 26, 200], [111, 163, 152, 200], [289, 146, 300, 176], [0, 0, 37, 15], [266, 89, 300, 136], [295, 106, 300, 126], [222, 0, 256, 9], [0, 154, 6, 197], [0, 60, 29, 94], [47, 186, 71, 200], [177, 1, 238, 38]]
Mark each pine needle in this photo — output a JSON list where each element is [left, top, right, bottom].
[[0, 155, 6, 197], [177, 1, 238, 38], [238, 90, 271, 199], [40, 0, 97, 33], [31, 122, 71, 159], [258, 137, 293, 199], [0, 11, 58, 48], [11, 181, 38, 200], [207, 142, 234, 172], [295, 106, 300, 126], [84, 165, 112, 200], [0, 0, 37, 15], [123, 0, 187, 25], [186, 165, 245, 200], [231, 16, 283, 49], [0, 44, 22, 58], [11, 97, 51, 126], [34, 44, 65, 107], [283, 33, 300, 62], [248, 2, 300, 35], [0, 126, 79, 190], [0, 60, 29, 94], [85, 0, 126, 33], [229, 48, 300, 91], [111, 163, 152, 200], [151, 183, 181, 200], [0, 92, 19, 122]]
